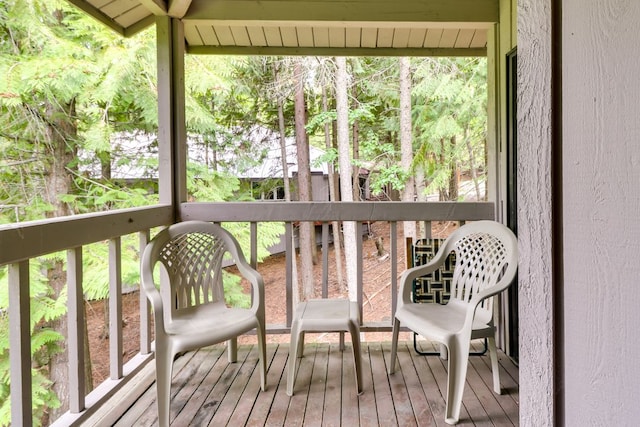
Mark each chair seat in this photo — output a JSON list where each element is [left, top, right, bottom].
[[165, 302, 259, 338], [395, 303, 493, 343]]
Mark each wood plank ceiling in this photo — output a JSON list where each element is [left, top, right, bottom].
[[67, 0, 498, 56]]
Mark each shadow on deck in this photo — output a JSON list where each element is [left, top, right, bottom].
[[95, 340, 518, 426]]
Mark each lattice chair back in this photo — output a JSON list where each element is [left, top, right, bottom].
[[447, 224, 513, 326], [145, 222, 247, 325]]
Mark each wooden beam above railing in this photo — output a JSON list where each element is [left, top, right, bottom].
[[0, 205, 173, 266], [180, 201, 495, 223]]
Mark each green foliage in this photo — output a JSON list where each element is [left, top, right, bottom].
[[222, 271, 250, 308], [412, 57, 488, 199]]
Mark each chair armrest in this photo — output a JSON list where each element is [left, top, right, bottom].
[[140, 261, 166, 333], [462, 261, 519, 333], [234, 258, 266, 317]]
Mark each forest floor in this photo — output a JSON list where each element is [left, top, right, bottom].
[[84, 220, 459, 386]]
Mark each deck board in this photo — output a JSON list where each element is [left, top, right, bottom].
[[111, 341, 519, 426]]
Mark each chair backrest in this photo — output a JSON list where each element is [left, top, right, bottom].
[[443, 221, 518, 323], [144, 221, 244, 317]]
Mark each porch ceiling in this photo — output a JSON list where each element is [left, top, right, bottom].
[[66, 0, 497, 56]]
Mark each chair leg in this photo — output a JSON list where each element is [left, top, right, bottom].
[[444, 338, 471, 425], [297, 331, 305, 357], [227, 337, 238, 363], [287, 322, 302, 396], [256, 319, 267, 392], [155, 347, 174, 427], [487, 335, 501, 394], [348, 320, 363, 395], [389, 317, 400, 374]]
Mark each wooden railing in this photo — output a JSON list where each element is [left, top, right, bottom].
[[0, 201, 494, 426], [1, 205, 173, 427]]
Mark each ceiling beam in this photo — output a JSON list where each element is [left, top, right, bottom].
[[139, 0, 167, 15], [66, 0, 126, 35], [168, 0, 192, 18], [187, 45, 487, 57], [185, 0, 499, 24], [186, 20, 492, 30]]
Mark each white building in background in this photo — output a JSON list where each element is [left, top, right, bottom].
[[81, 126, 337, 201]]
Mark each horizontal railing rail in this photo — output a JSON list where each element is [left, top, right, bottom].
[[1, 201, 494, 426]]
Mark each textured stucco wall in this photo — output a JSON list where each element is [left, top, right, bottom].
[[518, 0, 555, 426], [562, 0, 640, 424]]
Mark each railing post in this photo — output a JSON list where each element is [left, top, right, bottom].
[[109, 237, 123, 379], [67, 247, 86, 413], [321, 222, 329, 298], [356, 221, 363, 324], [8, 261, 32, 427], [285, 222, 294, 327], [390, 221, 398, 320], [139, 231, 152, 355], [250, 222, 258, 269]]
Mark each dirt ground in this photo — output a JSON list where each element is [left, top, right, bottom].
[[85, 220, 458, 386]]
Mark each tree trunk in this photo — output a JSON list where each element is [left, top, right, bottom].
[[415, 164, 427, 237], [336, 57, 358, 302], [351, 85, 360, 201], [448, 135, 459, 201], [273, 61, 291, 202], [464, 127, 482, 201], [43, 98, 93, 420], [399, 57, 417, 244], [439, 137, 447, 201], [293, 60, 315, 301], [322, 84, 344, 290]]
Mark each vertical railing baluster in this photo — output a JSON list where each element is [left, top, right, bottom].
[[423, 220, 432, 239], [390, 221, 398, 321], [139, 231, 151, 355], [321, 222, 329, 298], [8, 261, 32, 427], [67, 247, 85, 413], [356, 221, 363, 324], [285, 221, 294, 327], [250, 222, 258, 269], [109, 237, 123, 379]]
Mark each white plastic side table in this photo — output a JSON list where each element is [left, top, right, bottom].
[[286, 299, 363, 396]]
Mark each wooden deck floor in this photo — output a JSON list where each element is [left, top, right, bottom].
[[111, 340, 519, 426]]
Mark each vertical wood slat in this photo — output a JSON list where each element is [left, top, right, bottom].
[[390, 221, 398, 319], [285, 222, 294, 327], [139, 231, 152, 355], [356, 221, 363, 323], [250, 222, 258, 269], [423, 220, 432, 239], [67, 247, 86, 413], [8, 261, 32, 427], [321, 222, 329, 298], [249, 222, 259, 309], [109, 237, 123, 380]]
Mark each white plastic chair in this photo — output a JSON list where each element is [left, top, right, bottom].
[[390, 220, 518, 425], [141, 221, 266, 427]]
